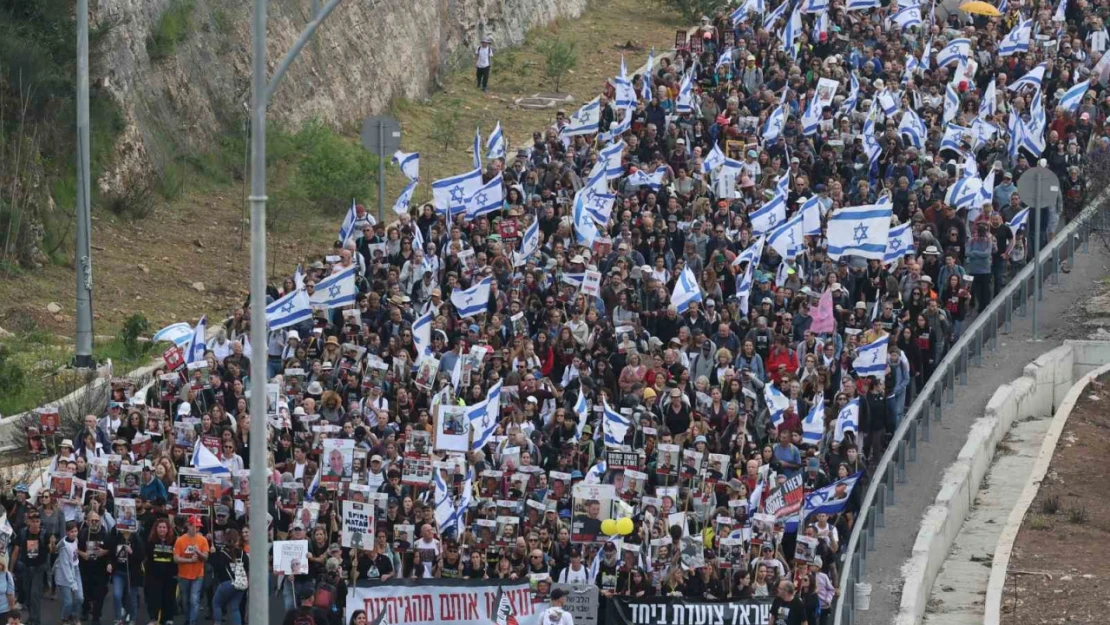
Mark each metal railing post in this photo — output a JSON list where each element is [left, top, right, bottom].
[[974, 330, 983, 367], [909, 419, 918, 462], [934, 388, 943, 421], [1017, 279, 1027, 316], [959, 347, 968, 385], [897, 440, 907, 483], [1051, 246, 1060, 284], [1004, 291, 1012, 333], [876, 486, 886, 528], [886, 463, 896, 504]]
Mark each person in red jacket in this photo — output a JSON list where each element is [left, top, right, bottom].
[[765, 336, 799, 385]]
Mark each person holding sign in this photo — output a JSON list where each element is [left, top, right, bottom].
[[174, 516, 209, 625]]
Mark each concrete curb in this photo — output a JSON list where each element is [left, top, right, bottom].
[[982, 361, 1110, 625], [893, 344, 1079, 625]]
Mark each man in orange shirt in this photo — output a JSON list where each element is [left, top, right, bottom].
[[174, 515, 209, 625]]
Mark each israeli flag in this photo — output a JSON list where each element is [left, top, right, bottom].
[[602, 400, 632, 447], [412, 309, 433, 357], [310, 265, 357, 309], [941, 122, 970, 153], [765, 383, 790, 428], [921, 38, 933, 70], [801, 0, 828, 13], [573, 391, 589, 441], [715, 47, 735, 72], [1008, 207, 1030, 233], [877, 88, 901, 116], [883, 222, 915, 264], [1021, 106, 1046, 157], [834, 398, 860, 443], [581, 185, 616, 227], [751, 191, 787, 235], [451, 277, 492, 319], [730, 2, 749, 24], [486, 122, 506, 161], [1027, 89, 1047, 136], [468, 381, 502, 451], [153, 322, 194, 347], [863, 118, 882, 166], [890, 5, 921, 30], [293, 264, 305, 290], [338, 200, 359, 245], [976, 170, 996, 218], [902, 54, 922, 84], [803, 471, 863, 516], [585, 460, 608, 484], [841, 72, 860, 115], [675, 72, 695, 114], [845, 0, 879, 10], [781, 8, 802, 59], [767, 211, 805, 259], [454, 468, 475, 536], [745, 0, 766, 16], [641, 48, 654, 101], [944, 82, 960, 124], [560, 97, 601, 137], [1007, 110, 1024, 162], [946, 172, 983, 210], [979, 79, 997, 118], [1053, 0, 1067, 21], [614, 56, 638, 109], [433, 468, 456, 532], [514, 218, 540, 267], [472, 127, 482, 171], [186, 316, 207, 364], [573, 190, 600, 246], [703, 143, 727, 174], [997, 0, 1008, 12], [936, 38, 970, 68], [812, 9, 829, 43], [1008, 63, 1045, 92], [392, 179, 418, 217], [601, 140, 626, 178], [800, 195, 823, 236], [432, 168, 483, 218], [465, 175, 504, 219], [802, 400, 825, 444], [392, 150, 420, 182], [736, 265, 754, 315], [763, 104, 787, 145], [627, 168, 666, 190], [999, 19, 1032, 57], [265, 289, 312, 331], [801, 96, 822, 136], [827, 202, 893, 260], [599, 107, 632, 143], [853, 334, 889, 377], [899, 108, 927, 149], [671, 266, 703, 314], [192, 439, 231, 475], [748, 478, 765, 515], [1059, 80, 1090, 114], [763, 0, 789, 30], [732, 235, 765, 269]]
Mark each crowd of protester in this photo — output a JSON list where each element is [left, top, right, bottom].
[[1, 1, 1107, 625]]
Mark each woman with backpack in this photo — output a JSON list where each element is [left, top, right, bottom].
[[208, 528, 249, 625]]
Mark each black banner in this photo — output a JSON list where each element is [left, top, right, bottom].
[[606, 597, 772, 625]]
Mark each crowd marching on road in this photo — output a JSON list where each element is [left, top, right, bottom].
[[2, 1, 1108, 625]]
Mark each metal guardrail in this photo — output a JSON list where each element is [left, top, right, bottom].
[[832, 188, 1110, 625]]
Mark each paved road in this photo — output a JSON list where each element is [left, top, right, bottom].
[[25, 586, 291, 625], [856, 239, 1110, 625]]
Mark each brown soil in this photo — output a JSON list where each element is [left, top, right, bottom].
[[1001, 377, 1110, 624]]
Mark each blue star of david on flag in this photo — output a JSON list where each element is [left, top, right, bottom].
[[328, 284, 342, 298], [853, 224, 870, 245], [280, 302, 295, 314], [450, 185, 465, 203], [474, 192, 488, 206], [768, 213, 778, 227]]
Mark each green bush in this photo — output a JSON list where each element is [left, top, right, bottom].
[[288, 119, 378, 208], [429, 100, 462, 150], [538, 38, 578, 92], [147, 0, 195, 62], [0, 344, 27, 401], [117, 313, 152, 359]]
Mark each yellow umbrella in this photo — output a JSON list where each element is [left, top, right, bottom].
[[959, 1, 1002, 16]]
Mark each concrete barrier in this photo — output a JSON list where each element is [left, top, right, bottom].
[[982, 360, 1110, 625], [893, 343, 1083, 625]]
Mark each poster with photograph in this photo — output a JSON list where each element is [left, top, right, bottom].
[[70, 478, 87, 505], [178, 470, 206, 515], [38, 408, 60, 435], [435, 405, 471, 453], [500, 446, 522, 472], [294, 502, 320, 530], [233, 470, 251, 499], [413, 355, 440, 392], [393, 523, 415, 551], [321, 438, 354, 482], [26, 428, 45, 456], [719, 537, 744, 569], [680, 449, 703, 481], [86, 456, 110, 491], [406, 430, 431, 458], [795, 536, 818, 563], [480, 470, 503, 499], [174, 420, 199, 449], [705, 453, 729, 482], [496, 515, 520, 544], [272, 540, 309, 575], [401, 457, 433, 486], [51, 473, 73, 501], [622, 469, 647, 501], [656, 443, 680, 477], [571, 483, 616, 542], [116, 498, 138, 531], [474, 519, 497, 547], [341, 501, 375, 549], [118, 465, 142, 497]]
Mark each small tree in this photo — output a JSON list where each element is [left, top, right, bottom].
[[651, 0, 728, 23], [539, 38, 578, 93], [428, 99, 462, 150]]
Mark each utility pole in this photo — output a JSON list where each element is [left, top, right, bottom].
[[75, 0, 94, 368], [248, 1, 346, 620]]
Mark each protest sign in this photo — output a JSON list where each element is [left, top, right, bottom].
[[346, 579, 547, 625], [273, 539, 309, 575], [341, 500, 375, 549]]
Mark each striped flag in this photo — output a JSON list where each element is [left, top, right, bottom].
[[392, 150, 420, 182], [309, 265, 357, 309], [450, 277, 492, 319], [853, 334, 889, 377], [1058, 80, 1090, 113], [827, 202, 893, 260], [265, 289, 312, 331], [883, 222, 915, 264], [485, 122, 506, 161], [802, 400, 825, 445]]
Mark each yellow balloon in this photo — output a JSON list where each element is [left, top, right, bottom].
[[616, 517, 635, 535], [600, 519, 618, 536]]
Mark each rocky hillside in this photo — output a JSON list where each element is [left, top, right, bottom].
[[94, 0, 589, 192]]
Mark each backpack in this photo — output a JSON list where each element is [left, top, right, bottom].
[[313, 581, 336, 611], [291, 608, 317, 625]]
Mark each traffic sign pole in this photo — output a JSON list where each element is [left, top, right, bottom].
[[361, 115, 402, 224], [1017, 167, 1060, 342]]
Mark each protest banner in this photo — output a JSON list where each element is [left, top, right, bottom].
[[346, 579, 548, 625], [605, 597, 772, 625], [552, 583, 599, 625], [763, 473, 804, 519]]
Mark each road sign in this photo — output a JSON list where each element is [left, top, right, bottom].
[[361, 115, 402, 156], [1017, 167, 1060, 210]]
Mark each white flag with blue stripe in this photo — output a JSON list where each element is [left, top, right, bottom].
[[392, 150, 420, 182], [802, 400, 825, 445], [640, 49, 654, 101], [513, 218, 540, 267], [999, 18, 1032, 57], [736, 265, 754, 315], [767, 211, 804, 259], [573, 391, 589, 442], [613, 56, 638, 109], [800, 195, 823, 236], [765, 383, 790, 428], [432, 168, 483, 218], [266, 289, 312, 331], [702, 143, 727, 174], [393, 179, 418, 217], [1052, 0, 1067, 21], [944, 82, 960, 124], [192, 439, 230, 474], [573, 189, 600, 246], [803, 471, 863, 516], [801, 96, 822, 136], [845, 0, 879, 10], [601, 140, 626, 179], [750, 191, 787, 235], [975, 170, 996, 219], [883, 222, 915, 264], [472, 126, 482, 171], [834, 398, 860, 443], [840, 72, 860, 116], [853, 334, 889, 377], [863, 117, 882, 166], [671, 266, 702, 314], [486, 122, 506, 161], [468, 380, 502, 451], [781, 7, 802, 60], [763, 0, 789, 30], [465, 175, 503, 219], [433, 468, 456, 532], [412, 309, 433, 357], [936, 38, 970, 68], [602, 400, 632, 447], [732, 235, 765, 269], [153, 322, 194, 347], [585, 460, 608, 485], [800, 0, 828, 13], [946, 172, 983, 210], [1059, 80, 1090, 113], [1008, 63, 1045, 92], [898, 108, 926, 149], [560, 97, 601, 137], [827, 202, 893, 260], [1008, 207, 1030, 233], [451, 277, 491, 319], [675, 72, 695, 114], [979, 79, 997, 118], [762, 103, 787, 145], [941, 122, 970, 153], [715, 47, 735, 72], [338, 200, 358, 245], [599, 107, 633, 143], [890, 5, 921, 30], [309, 265, 357, 309], [186, 316, 207, 364], [626, 168, 666, 190]]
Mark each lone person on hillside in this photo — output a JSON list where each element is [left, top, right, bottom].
[[476, 37, 493, 92]]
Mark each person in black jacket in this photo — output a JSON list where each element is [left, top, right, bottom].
[[209, 528, 249, 625], [862, 378, 889, 462], [144, 517, 177, 625], [108, 526, 144, 625]]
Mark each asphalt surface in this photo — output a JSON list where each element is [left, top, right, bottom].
[[856, 238, 1110, 625], [26, 586, 290, 625]]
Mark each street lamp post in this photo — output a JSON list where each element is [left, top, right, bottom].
[[75, 0, 94, 368], [248, 0, 346, 619]]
